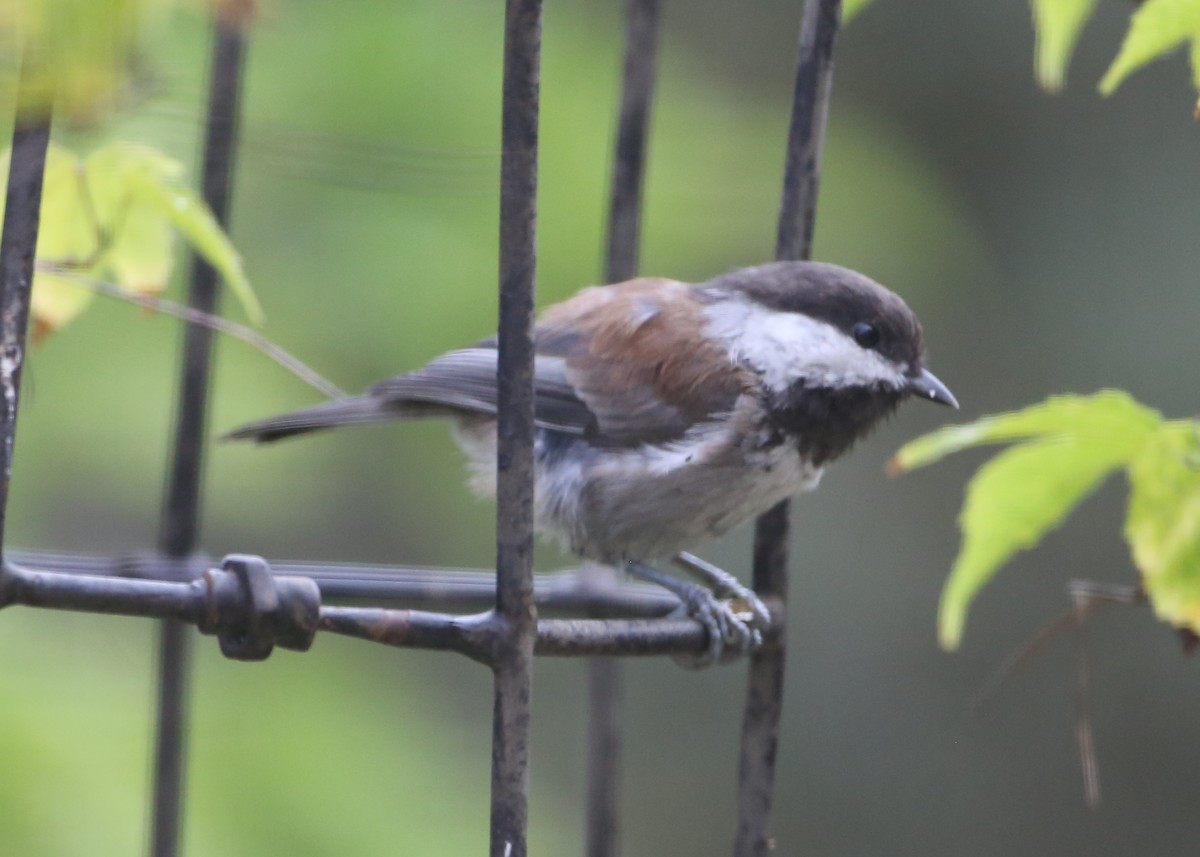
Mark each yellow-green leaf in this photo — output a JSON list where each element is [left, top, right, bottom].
[[3, 140, 263, 335], [30, 271, 94, 333], [86, 143, 263, 323], [1, 0, 173, 126], [84, 143, 182, 225], [892, 392, 1161, 649], [1125, 421, 1200, 634], [1031, 0, 1101, 91], [127, 170, 264, 324], [103, 196, 174, 293], [1098, 0, 1200, 96], [33, 144, 98, 266], [843, 0, 876, 25], [938, 433, 1142, 650], [890, 390, 1159, 474], [24, 144, 101, 331], [1192, 36, 1200, 107], [896, 391, 1200, 648], [85, 144, 179, 294]]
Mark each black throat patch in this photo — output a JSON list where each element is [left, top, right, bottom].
[[764, 383, 906, 466]]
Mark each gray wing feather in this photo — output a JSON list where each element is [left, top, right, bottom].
[[226, 347, 595, 443], [222, 396, 432, 443], [369, 348, 594, 434]]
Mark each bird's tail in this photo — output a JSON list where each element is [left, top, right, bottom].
[[222, 397, 447, 443]]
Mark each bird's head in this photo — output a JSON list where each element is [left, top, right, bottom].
[[699, 261, 956, 462]]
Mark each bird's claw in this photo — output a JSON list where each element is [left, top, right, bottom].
[[673, 551, 772, 631], [669, 581, 763, 668], [625, 557, 770, 668]]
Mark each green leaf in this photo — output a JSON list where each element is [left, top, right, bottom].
[[103, 196, 175, 293], [24, 144, 100, 332], [1098, 0, 1200, 96], [843, 0, 877, 25], [85, 143, 264, 324], [34, 144, 99, 265], [939, 434, 1141, 650], [85, 144, 178, 294], [1125, 421, 1200, 634], [890, 390, 1159, 474], [126, 168, 265, 324], [3, 141, 264, 335], [1, 0, 173, 126], [1031, 0, 1101, 91], [84, 143, 182, 226], [891, 391, 1162, 649], [1192, 34, 1200, 101], [31, 271, 95, 336]]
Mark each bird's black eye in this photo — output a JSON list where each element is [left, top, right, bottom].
[[852, 322, 880, 349]]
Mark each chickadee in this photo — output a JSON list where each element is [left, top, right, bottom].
[[226, 261, 956, 662]]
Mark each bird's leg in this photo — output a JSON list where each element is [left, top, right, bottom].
[[625, 558, 764, 667], [672, 552, 772, 630]]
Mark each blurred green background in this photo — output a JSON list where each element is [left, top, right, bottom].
[[5, 0, 1200, 854]]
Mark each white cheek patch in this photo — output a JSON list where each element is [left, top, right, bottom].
[[704, 299, 908, 393]]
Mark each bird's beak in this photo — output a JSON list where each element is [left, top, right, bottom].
[[908, 368, 958, 409]]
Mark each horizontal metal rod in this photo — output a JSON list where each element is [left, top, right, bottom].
[[0, 554, 779, 662], [5, 549, 679, 617], [1, 564, 209, 622], [319, 606, 500, 663], [536, 618, 704, 656], [318, 607, 707, 660]]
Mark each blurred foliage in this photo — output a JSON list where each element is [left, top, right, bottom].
[[0, 0, 176, 124], [1099, 0, 1200, 98], [1030, 0, 1200, 106], [843, 0, 874, 24], [0, 140, 261, 338], [855, 0, 1200, 107], [892, 392, 1200, 650], [1031, 0, 1100, 91]]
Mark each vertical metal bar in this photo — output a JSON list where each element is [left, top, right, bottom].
[[149, 20, 247, 857], [772, 0, 841, 264], [603, 0, 660, 285], [733, 1, 842, 856], [584, 650, 624, 857], [0, 57, 51, 554], [490, 2, 541, 856], [587, 3, 660, 856]]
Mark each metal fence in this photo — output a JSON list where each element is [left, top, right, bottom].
[[0, 1, 842, 855]]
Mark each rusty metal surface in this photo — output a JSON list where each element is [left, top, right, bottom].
[[6, 549, 680, 616], [0, 553, 777, 662], [1, 558, 320, 657], [588, 3, 662, 854], [491, 2, 543, 855], [150, 19, 248, 857], [0, 55, 50, 554], [736, 1, 844, 855]]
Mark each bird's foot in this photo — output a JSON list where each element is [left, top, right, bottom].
[[672, 552, 772, 630], [626, 558, 768, 668]]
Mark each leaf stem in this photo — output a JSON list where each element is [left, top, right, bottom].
[[35, 262, 346, 400]]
